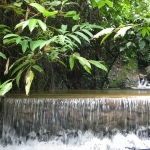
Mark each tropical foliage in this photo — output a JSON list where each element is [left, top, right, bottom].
[[1, 0, 150, 95]]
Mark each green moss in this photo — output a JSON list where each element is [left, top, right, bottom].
[[109, 58, 138, 88]]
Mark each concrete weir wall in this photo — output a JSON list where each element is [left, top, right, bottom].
[[2, 94, 150, 141]]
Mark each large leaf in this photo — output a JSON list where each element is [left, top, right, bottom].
[[75, 55, 91, 69], [64, 11, 76, 17], [114, 25, 132, 38], [73, 14, 79, 20], [97, 1, 105, 9], [30, 40, 45, 51], [45, 1, 61, 6], [105, 0, 113, 7], [91, 28, 114, 39], [72, 25, 79, 32], [25, 70, 34, 96], [58, 35, 66, 44], [90, 0, 98, 8], [83, 65, 91, 74], [28, 19, 37, 32], [69, 55, 75, 70], [43, 10, 58, 17], [30, 3, 58, 17], [11, 60, 30, 76], [67, 34, 81, 44], [16, 69, 24, 87], [81, 28, 93, 37], [32, 65, 43, 72], [3, 38, 17, 44], [0, 79, 12, 88], [3, 33, 19, 39], [0, 82, 12, 96], [0, 24, 8, 29], [21, 40, 29, 53], [89, 60, 107, 72], [0, 52, 7, 59], [22, 20, 29, 30], [37, 20, 47, 31], [74, 31, 90, 42], [15, 21, 25, 30], [30, 3, 45, 13], [9, 56, 28, 70]]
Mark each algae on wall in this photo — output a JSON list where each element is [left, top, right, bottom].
[[108, 58, 139, 88]]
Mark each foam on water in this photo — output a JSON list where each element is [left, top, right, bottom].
[[0, 131, 150, 150]]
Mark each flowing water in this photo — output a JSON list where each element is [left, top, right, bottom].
[[1, 90, 150, 150]]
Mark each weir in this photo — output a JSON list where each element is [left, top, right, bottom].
[[1, 90, 150, 149]]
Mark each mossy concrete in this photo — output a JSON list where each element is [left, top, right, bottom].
[[108, 58, 139, 88]]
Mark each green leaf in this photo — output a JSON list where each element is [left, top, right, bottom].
[[57, 60, 67, 67], [72, 25, 79, 32], [21, 40, 28, 53], [76, 56, 91, 69], [32, 65, 43, 72], [62, 0, 68, 5], [0, 79, 12, 88], [43, 10, 58, 17], [15, 21, 25, 30], [9, 56, 28, 70], [74, 31, 90, 42], [97, 1, 105, 9], [84, 65, 91, 74], [25, 70, 34, 96], [64, 11, 76, 17], [30, 40, 45, 51], [0, 52, 7, 59], [39, 37, 57, 49], [46, 1, 61, 6], [0, 24, 8, 28], [3, 38, 17, 44], [85, 24, 103, 30], [0, 82, 12, 96], [73, 14, 79, 20], [28, 19, 37, 32], [3, 33, 19, 39], [58, 35, 66, 44], [16, 36, 22, 44], [144, 18, 150, 23], [142, 28, 149, 37], [67, 34, 81, 44], [81, 28, 93, 37], [30, 3, 45, 13], [61, 24, 67, 31], [37, 20, 47, 31], [16, 69, 24, 87], [139, 40, 146, 49], [69, 55, 74, 70], [105, 0, 113, 7], [100, 32, 112, 44], [126, 41, 132, 48], [22, 20, 29, 30], [11, 60, 30, 76], [90, 0, 97, 8], [89, 60, 107, 72]]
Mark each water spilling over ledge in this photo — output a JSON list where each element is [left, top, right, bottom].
[[1, 89, 150, 150]]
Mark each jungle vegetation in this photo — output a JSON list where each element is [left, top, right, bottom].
[[0, 0, 150, 95]]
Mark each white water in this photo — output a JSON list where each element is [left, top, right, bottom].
[[0, 131, 150, 150]]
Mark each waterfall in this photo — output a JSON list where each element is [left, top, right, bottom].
[[2, 96, 150, 146]]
